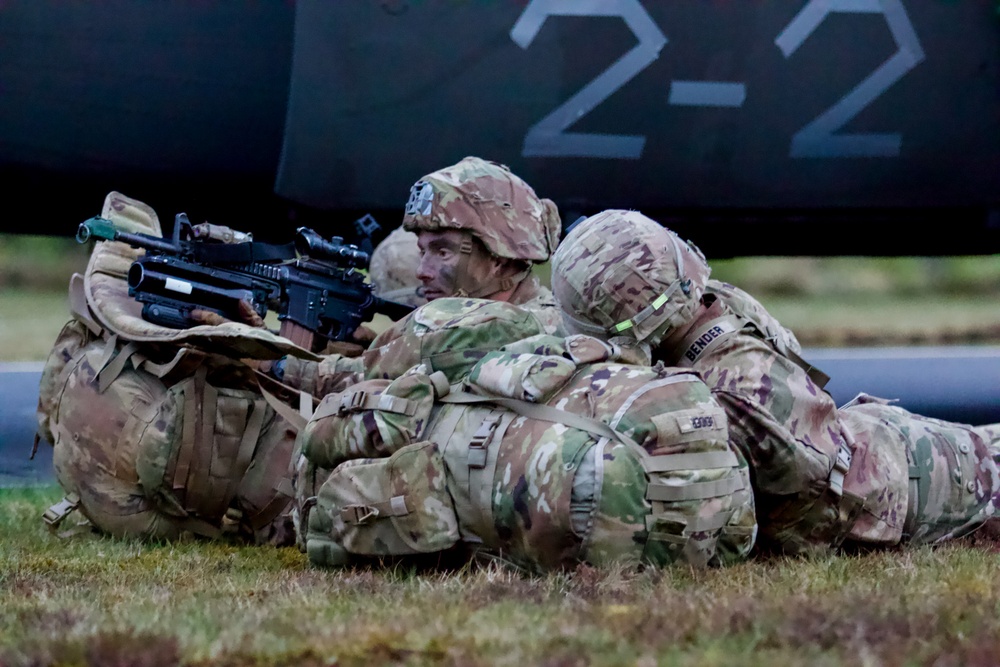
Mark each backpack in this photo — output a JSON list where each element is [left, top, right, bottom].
[[37, 192, 313, 544], [297, 333, 756, 571]]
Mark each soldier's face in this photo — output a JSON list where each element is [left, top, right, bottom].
[[416, 229, 494, 299]]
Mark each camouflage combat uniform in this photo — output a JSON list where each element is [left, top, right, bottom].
[[552, 209, 1000, 556], [283, 298, 551, 400], [283, 156, 565, 397]]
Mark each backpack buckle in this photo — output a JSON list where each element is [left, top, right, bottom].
[[341, 504, 379, 525], [338, 390, 369, 415], [468, 414, 501, 469], [43, 494, 81, 528]]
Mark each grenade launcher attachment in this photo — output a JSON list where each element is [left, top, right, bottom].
[[77, 213, 414, 352]]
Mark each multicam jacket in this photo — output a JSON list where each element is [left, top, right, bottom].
[[661, 288, 1000, 554], [507, 274, 564, 336], [661, 295, 855, 555], [282, 294, 563, 399]]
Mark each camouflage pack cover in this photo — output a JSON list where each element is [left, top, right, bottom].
[[38, 191, 308, 543], [401, 156, 560, 263], [44, 334, 297, 543], [551, 210, 711, 345], [299, 334, 756, 572]]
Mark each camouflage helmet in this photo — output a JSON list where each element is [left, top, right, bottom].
[[401, 156, 561, 263], [368, 227, 428, 308], [551, 210, 711, 345]]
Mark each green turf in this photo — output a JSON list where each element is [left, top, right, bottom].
[[3, 486, 1000, 666]]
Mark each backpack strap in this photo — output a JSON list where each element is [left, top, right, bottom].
[[438, 388, 645, 452]]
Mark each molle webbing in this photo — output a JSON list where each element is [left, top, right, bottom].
[[646, 475, 743, 502], [311, 389, 418, 421], [165, 369, 283, 530], [437, 383, 742, 484], [438, 389, 644, 452], [428, 402, 513, 548]]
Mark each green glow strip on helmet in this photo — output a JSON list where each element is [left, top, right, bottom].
[[610, 281, 679, 334], [610, 229, 690, 336]]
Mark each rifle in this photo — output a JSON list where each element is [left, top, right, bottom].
[[76, 213, 415, 351]]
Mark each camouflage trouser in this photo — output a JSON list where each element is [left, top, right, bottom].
[[840, 395, 1000, 547]]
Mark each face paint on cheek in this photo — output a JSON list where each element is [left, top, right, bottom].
[[436, 263, 459, 297]]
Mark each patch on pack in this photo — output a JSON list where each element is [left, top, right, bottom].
[[651, 407, 728, 446]]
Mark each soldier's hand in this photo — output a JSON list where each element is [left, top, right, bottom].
[[189, 299, 265, 328], [188, 309, 230, 327], [235, 299, 266, 328], [351, 325, 378, 346]]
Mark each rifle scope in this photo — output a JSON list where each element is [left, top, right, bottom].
[[294, 228, 369, 268]]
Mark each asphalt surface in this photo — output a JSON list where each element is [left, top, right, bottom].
[[0, 363, 53, 486], [2, 347, 999, 486]]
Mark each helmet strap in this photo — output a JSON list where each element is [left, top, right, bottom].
[[453, 238, 530, 299], [451, 238, 476, 298]]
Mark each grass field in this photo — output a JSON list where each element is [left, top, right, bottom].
[[4, 486, 1000, 666]]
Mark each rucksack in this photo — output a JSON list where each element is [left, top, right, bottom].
[[297, 333, 756, 571], [37, 192, 313, 544]]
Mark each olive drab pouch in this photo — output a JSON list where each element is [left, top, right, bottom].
[[43, 333, 300, 543], [300, 370, 442, 469], [304, 440, 460, 566]]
